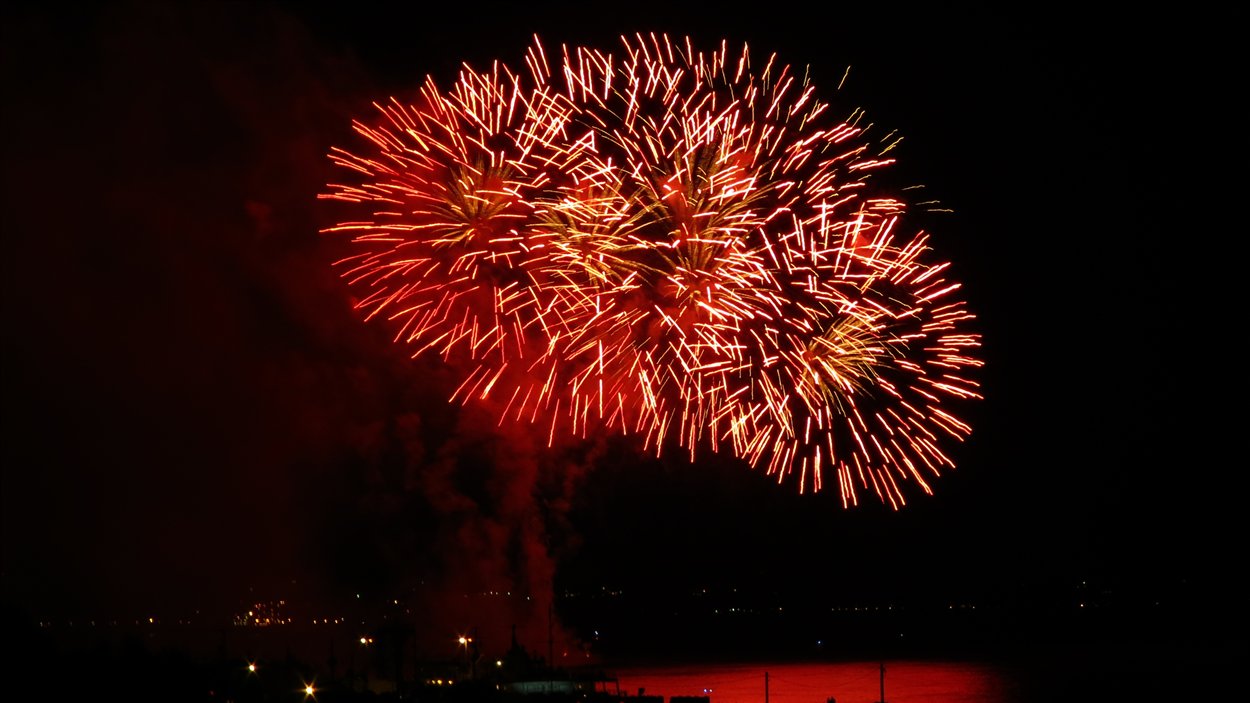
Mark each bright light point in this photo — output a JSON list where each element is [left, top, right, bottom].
[[248, 663, 256, 673], [304, 683, 316, 696], [458, 636, 468, 645], [496, 660, 502, 667]]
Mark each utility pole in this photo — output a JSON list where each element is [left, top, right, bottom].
[[879, 662, 886, 703], [765, 671, 769, 703]]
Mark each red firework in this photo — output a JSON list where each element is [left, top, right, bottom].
[[321, 33, 983, 507]]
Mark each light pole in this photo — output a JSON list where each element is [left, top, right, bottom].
[[458, 634, 474, 680]]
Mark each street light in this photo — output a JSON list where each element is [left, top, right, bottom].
[[457, 632, 476, 680]]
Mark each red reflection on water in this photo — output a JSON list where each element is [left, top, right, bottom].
[[612, 660, 1012, 703]]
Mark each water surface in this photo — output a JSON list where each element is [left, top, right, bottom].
[[611, 660, 1014, 703]]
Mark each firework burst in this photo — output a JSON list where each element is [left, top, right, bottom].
[[321, 33, 982, 507]]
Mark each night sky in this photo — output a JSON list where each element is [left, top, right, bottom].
[[2, 0, 1242, 674]]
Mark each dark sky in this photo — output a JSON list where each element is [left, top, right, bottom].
[[2, 1, 1241, 659]]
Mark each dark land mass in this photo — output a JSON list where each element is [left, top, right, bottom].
[[5, 575, 1244, 703]]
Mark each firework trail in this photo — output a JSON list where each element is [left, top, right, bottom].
[[321, 33, 982, 507]]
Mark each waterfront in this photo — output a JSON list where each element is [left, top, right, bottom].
[[612, 661, 1011, 703], [608, 642, 1246, 703]]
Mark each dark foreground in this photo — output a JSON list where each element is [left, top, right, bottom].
[[5, 607, 1243, 703]]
